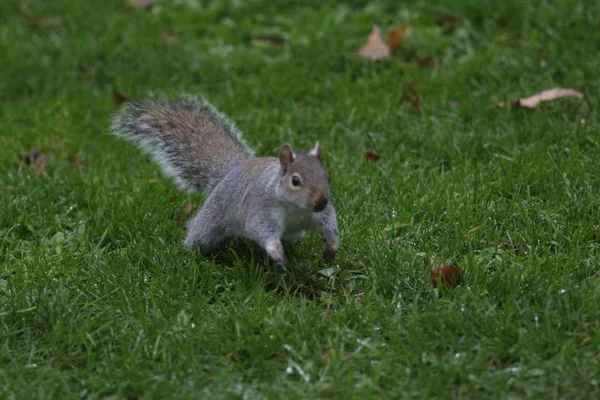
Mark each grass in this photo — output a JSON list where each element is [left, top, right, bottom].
[[1, 0, 600, 398]]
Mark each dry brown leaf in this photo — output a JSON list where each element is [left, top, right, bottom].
[[128, 0, 163, 8], [387, 26, 408, 51], [518, 88, 583, 108], [23, 149, 47, 174], [168, 196, 177, 202], [358, 26, 390, 61], [365, 151, 380, 161], [250, 35, 285, 46], [403, 80, 421, 110], [184, 203, 194, 214], [68, 154, 85, 172], [436, 13, 460, 28], [416, 56, 439, 69]]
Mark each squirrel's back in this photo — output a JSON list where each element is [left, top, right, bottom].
[[111, 94, 254, 194]]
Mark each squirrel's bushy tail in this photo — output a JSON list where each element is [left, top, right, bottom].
[[111, 94, 254, 194]]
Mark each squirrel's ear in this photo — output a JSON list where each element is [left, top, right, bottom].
[[309, 141, 321, 159], [279, 144, 295, 174]]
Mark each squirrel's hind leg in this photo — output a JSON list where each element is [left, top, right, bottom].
[[184, 210, 225, 255]]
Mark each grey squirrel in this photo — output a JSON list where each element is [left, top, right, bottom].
[[111, 94, 339, 269]]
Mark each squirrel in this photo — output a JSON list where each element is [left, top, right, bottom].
[[111, 93, 339, 269]]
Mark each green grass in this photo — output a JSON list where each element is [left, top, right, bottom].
[[2, 0, 600, 398]]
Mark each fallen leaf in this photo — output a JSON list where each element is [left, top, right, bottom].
[[430, 266, 462, 288], [494, 88, 583, 109], [168, 196, 177, 202], [358, 26, 390, 61], [518, 88, 583, 108], [436, 12, 460, 28], [23, 149, 47, 174], [184, 203, 194, 213], [68, 154, 85, 172], [403, 80, 421, 110], [112, 90, 131, 105], [128, 0, 163, 8], [250, 35, 285, 46], [365, 151, 380, 161], [416, 56, 439, 69], [387, 26, 408, 51]]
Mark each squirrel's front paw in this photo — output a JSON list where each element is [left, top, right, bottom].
[[323, 239, 339, 263], [265, 239, 287, 270]]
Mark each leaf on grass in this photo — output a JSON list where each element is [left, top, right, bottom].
[[436, 12, 460, 28], [23, 149, 47, 174], [358, 26, 390, 60], [416, 56, 439, 69], [68, 154, 85, 172], [184, 203, 194, 214], [365, 151, 380, 161], [494, 88, 583, 109], [403, 80, 421, 110], [128, 0, 163, 8], [519, 88, 583, 108], [387, 26, 408, 51]]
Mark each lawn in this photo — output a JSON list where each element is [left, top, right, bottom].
[[1, 0, 600, 398]]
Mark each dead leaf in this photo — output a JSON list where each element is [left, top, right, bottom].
[[168, 196, 177, 202], [403, 80, 421, 110], [184, 203, 194, 213], [250, 35, 285, 46], [518, 88, 583, 108], [23, 149, 47, 174], [416, 56, 439, 69], [68, 154, 85, 172], [365, 151, 380, 161], [493, 88, 583, 109], [387, 26, 408, 51], [112, 90, 131, 105], [358, 26, 390, 61], [436, 13, 460, 28], [128, 0, 163, 8]]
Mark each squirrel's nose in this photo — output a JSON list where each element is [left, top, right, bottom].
[[313, 196, 328, 212]]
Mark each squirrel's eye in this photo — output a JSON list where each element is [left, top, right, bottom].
[[291, 175, 301, 187]]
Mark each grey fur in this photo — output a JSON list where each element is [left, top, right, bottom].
[[111, 94, 339, 268], [111, 93, 254, 194]]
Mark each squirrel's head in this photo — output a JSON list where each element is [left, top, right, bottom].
[[278, 142, 331, 212]]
